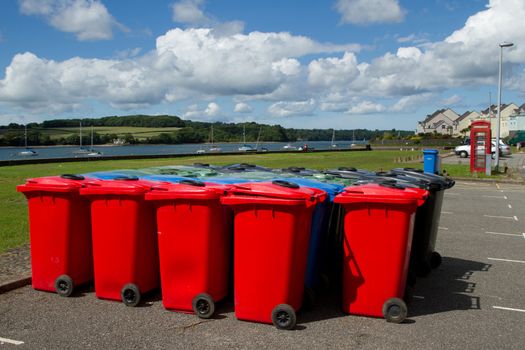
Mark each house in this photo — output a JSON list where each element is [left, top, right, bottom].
[[509, 103, 525, 135], [416, 108, 460, 135], [479, 103, 518, 138], [454, 111, 481, 136]]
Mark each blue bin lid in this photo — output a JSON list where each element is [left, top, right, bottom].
[[272, 177, 344, 201], [83, 170, 151, 180], [423, 149, 439, 154], [141, 175, 189, 183]]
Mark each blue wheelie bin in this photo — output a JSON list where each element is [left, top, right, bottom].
[[272, 177, 344, 306], [83, 170, 153, 180]]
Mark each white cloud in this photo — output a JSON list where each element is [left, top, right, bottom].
[[19, 0, 123, 41], [441, 94, 462, 106], [268, 99, 316, 117], [391, 93, 435, 112], [234, 102, 252, 113], [347, 101, 385, 114], [172, 0, 209, 25], [182, 102, 221, 120], [335, 0, 405, 25], [3, 0, 525, 122]]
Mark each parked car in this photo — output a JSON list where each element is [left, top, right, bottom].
[[454, 139, 510, 158]]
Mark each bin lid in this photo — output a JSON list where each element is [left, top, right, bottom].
[[79, 178, 159, 196], [391, 168, 455, 189], [145, 179, 229, 200], [17, 174, 94, 193], [272, 177, 344, 201], [334, 183, 428, 206], [141, 175, 190, 183], [423, 149, 439, 154], [201, 177, 253, 185], [221, 180, 327, 207], [82, 170, 152, 180]]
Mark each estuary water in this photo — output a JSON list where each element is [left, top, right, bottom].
[[0, 140, 367, 161]]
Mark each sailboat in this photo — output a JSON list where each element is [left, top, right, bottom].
[[254, 126, 268, 152], [350, 130, 357, 147], [238, 124, 255, 152], [18, 125, 38, 156], [73, 121, 90, 154], [208, 125, 222, 152], [330, 129, 337, 148], [87, 126, 102, 157], [196, 125, 222, 153]]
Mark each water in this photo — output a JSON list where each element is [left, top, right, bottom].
[[0, 140, 367, 161]]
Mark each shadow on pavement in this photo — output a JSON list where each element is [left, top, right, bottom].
[[409, 256, 491, 317]]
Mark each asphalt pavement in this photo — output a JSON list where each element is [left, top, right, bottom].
[[0, 181, 524, 349]]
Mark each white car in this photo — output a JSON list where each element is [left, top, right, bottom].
[[454, 139, 510, 158]]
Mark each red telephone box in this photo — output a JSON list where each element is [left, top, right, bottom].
[[470, 120, 491, 173]]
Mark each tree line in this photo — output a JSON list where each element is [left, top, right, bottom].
[[0, 115, 415, 147]]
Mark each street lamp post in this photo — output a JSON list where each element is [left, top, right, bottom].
[[495, 41, 513, 171]]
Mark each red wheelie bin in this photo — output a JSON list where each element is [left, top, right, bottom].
[[221, 180, 326, 330], [145, 179, 232, 318], [80, 178, 159, 306], [17, 174, 95, 296], [334, 183, 428, 323]]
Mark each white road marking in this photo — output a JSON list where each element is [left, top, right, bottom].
[[0, 337, 24, 345], [442, 211, 453, 214], [492, 306, 525, 313], [496, 183, 501, 189], [483, 215, 516, 220], [482, 195, 507, 199], [523, 233, 525, 240], [488, 257, 525, 264], [438, 227, 449, 230], [514, 216, 519, 221], [486, 231, 522, 237], [508, 204, 512, 209]]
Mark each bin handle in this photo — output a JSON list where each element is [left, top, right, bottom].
[[272, 180, 300, 189], [338, 167, 357, 171], [179, 179, 206, 187], [239, 163, 256, 168], [60, 174, 85, 180], [114, 176, 139, 181], [193, 162, 210, 167], [285, 166, 304, 173], [402, 167, 423, 173], [378, 181, 406, 190]]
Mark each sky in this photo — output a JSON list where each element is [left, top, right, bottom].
[[0, 0, 524, 130]]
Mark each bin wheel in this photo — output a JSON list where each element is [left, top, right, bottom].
[[54, 275, 74, 297], [302, 287, 316, 310], [430, 252, 442, 269], [192, 293, 215, 319], [382, 298, 407, 323], [271, 304, 296, 330], [121, 284, 141, 307], [416, 261, 432, 277]]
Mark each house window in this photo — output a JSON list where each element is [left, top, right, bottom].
[[441, 125, 446, 129]]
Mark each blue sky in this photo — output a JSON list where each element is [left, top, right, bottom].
[[0, 0, 524, 130]]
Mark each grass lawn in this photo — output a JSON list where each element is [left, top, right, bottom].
[[0, 149, 506, 253]]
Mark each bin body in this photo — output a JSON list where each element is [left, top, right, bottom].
[[273, 178, 343, 291], [17, 175, 95, 293], [80, 179, 159, 302], [334, 184, 427, 318], [423, 149, 440, 174], [221, 181, 325, 324], [145, 182, 231, 313], [390, 168, 454, 274]]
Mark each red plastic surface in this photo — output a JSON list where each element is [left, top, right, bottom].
[[17, 176, 95, 292], [335, 183, 426, 318], [80, 179, 159, 301], [221, 181, 324, 324], [146, 182, 231, 313]]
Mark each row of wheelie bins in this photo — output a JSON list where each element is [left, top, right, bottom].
[[17, 163, 453, 329]]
